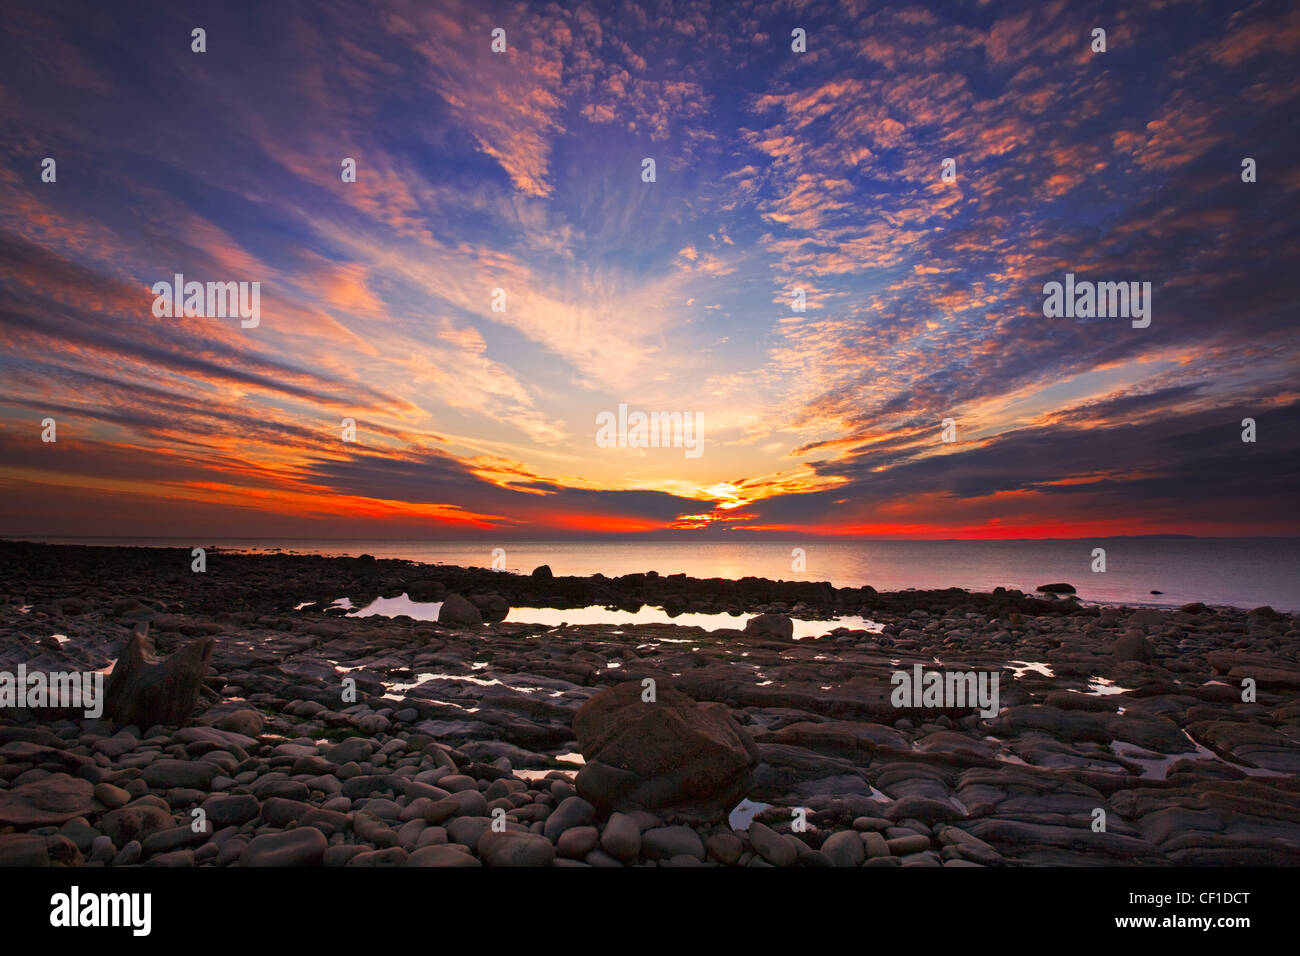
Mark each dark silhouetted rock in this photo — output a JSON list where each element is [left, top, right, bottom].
[[469, 593, 510, 622], [0, 774, 98, 828], [437, 593, 482, 626], [573, 681, 759, 823], [405, 578, 447, 602], [104, 627, 213, 729], [744, 613, 794, 640]]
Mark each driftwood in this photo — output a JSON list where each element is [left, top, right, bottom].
[[104, 624, 214, 729]]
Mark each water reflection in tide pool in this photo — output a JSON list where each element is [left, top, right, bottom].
[[728, 798, 771, 830], [336, 593, 883, 639]]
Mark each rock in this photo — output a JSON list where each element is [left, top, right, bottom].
[[406, 845, 481, 867], [445, 816, 493, 850], [111, 840, 143, 866], [821, 829, 867, 867], [59, 819, 100, 853], [883, 795, 966, 825], [214, 708, 264, 736], [1114, 632, 1156, 662], [111, 597, 145, 616], [100, 802, 174, 845], [253, 778, 310, 801], [705, 832, 743, 865], [478, 830, 556, 867], [470, 593, 510, 623], [240, 828, 328, 867], [326, 737, 375, 764], [0, 774, 98, 827], [532, 565, 554, 580], [104, 629, 214, 729], [748, 822, 797, 867], [574, 681, 760, 823], [201, 794, 261, 827], [0, 834, 50, 866], [93, 783, 131, 809], [446, 789, 488, 817], [600, 812, 641, 860], [744, 613, 794, 640], [542, 796, 596, 840], [300, 808, 350, 836], [261, 797, 313, 828], [89, 835, 116, 865], [438, 774, 478, 793], [641, 825, 706, 861], [1036, 583, 1076, 594], [557, 826, 599, 858], [887, 834, 932, 855], [143, 759, 218, 790], [349, 848, 409, 867], [405, 578, 447, 602], [438, 593, 482, 627], [144, 849, 195, 867], [141, 825, 206, 857], [322, 845, 364, 867]]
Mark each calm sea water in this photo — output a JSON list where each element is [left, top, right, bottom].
[[15, 537, 1299, 612]]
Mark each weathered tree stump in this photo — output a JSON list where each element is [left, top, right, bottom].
[[104, 624, 214, 729]]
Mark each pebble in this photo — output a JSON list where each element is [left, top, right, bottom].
[[240, 828, 328, 867], [747, 822, 797, 867], [478, 831, 556, 867]]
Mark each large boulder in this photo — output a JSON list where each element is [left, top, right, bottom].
[[437, 593, 482, 627], [744, 613, 793, 640], [469, 593, 510, 623], [0, 774, 99, 828], [573, 681, 759, 823], [104, 627, 213, 729]]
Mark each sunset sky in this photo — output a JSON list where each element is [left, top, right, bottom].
[[1, 0, 1297, 540]]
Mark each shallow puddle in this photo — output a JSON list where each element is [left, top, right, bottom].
[[1086, 676, 1133, 695], [331, 593, 883, 638], [1008, 660, 1055, 678], [728, 798, 771, 830]]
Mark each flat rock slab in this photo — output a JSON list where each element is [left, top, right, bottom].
[[0, 774, 98, 827]]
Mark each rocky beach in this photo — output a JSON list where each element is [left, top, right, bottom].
[[1, 540, 1298, 868]]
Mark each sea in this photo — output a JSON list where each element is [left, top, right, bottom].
[[13, 536, 1299, 612]]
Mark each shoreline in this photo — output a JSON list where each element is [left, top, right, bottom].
[[4, 536, 1295, 614], [1, 541, 1298, 867]]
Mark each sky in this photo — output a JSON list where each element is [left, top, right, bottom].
[[0, 0, 1297, 540]]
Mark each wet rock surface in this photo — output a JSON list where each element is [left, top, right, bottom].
[[0, 541, 1297, 867]]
